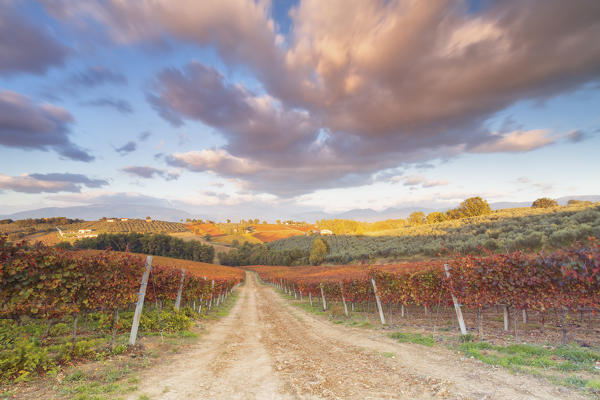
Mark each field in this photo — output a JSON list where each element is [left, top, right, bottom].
[[187, 223, 226, 237], [1, 218, 188, 246], [211, 232, 263, 245], [3, 238, 600, 399], [189, 222, 316, 245], [241, 240, 600, 395], [0, 239, 243, 390], [3, 206, 600, 399], [63, 219, 187, 234], [168, 231, 233, 255], [267, 203, 600, 263]]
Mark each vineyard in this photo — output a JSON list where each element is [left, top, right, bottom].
[[246, 239, 600, 345], [0, 218, 188, 245], [63, 219, 187, 234], [0, 237, 243, 382]]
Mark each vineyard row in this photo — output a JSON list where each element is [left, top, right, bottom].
[[1, 238, 244, 324], [247, 240, 599, 341]]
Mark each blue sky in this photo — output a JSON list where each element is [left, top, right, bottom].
[[0, 0, 599, 219]]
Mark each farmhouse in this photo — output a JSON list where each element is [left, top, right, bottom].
[[106, 219, 115, 223], [78, 229, 92, 234], [120, 218, 128, 221], [320, 229, 333, 235]]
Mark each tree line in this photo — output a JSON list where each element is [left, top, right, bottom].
[[71, 232, 215, 263]]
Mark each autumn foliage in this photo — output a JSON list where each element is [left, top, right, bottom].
[[246, 239, 600, 312], [0, 237, 244, 321]]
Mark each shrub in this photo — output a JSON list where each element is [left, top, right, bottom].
[[0, 338, 52, 382], [49, 323, 70, 337], [140, 310, 192, 333], [532, 198, 558, 208]]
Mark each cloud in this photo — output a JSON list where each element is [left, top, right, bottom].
[[148, 63, 318, 164], [390, 174, 448, 188], [43, 0, 279, 73], [566, 130, 589, 143], [515, 176, 554, 193], [114, 141, 137, 155], [54, 0, 600, 195], [114, 132, 151, 156], [0, 173, 108, 193], [0, 90, 93, 161], [422, 180, 449, 188], [0, 4, 69, 76], [167, 149, 263, 176], [138, 131, 151, 141], [82, 97, 133, 114], [470, 130, 556, 153], [122, 166, 180, 181], [68, 66, 127, 88]]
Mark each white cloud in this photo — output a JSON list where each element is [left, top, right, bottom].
[[471, 130, 556, 153]]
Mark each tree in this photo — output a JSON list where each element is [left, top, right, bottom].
[[408, 211, 426, 226], [425, 211, 447, 224], [532, 198, 558, 208], [309, 238, 327, 265], [226, 219, 231, 224], [454, 196, 491, 218]]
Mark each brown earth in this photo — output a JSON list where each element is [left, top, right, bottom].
[[127, 272, 587, 400]]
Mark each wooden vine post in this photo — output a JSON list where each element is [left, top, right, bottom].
[[320, 284, 327, 311], [443, 264, 467, 335], [340, 283, 349, 317], [371, 278, 386, 325], [174, 268, 186, 311], [129, 256, 153, 346]]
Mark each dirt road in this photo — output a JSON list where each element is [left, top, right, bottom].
[[129, 272, 585, 399]]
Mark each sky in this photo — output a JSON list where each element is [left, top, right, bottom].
[[0, 0, 599, 220]]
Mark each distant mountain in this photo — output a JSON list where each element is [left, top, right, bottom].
[[293, 206, 436, 222], [0, 204, 195, 222]]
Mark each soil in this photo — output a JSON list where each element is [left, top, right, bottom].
[[127, 272, 588, 400]]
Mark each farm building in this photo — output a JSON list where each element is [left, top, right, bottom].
[[120, 218, 129, 221], [320, 229, 333, 235]]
